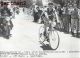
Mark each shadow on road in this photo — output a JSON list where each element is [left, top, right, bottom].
[[0, 31, 11, 39], [40, 44, 53, 50]]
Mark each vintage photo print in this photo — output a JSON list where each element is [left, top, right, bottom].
[[0, 0, 80, 58]]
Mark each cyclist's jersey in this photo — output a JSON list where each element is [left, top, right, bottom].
[[46, 8, 55, 21]]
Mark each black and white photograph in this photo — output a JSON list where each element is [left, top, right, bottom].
[[0, 0, 80, 58]]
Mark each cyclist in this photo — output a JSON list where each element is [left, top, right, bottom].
[[42, 2, 56, 42]]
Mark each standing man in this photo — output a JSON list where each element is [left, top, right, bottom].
[[71, 4, 79, 36], [78, 7, 80, 37], [63, 6, 70, 33], [57, 5, 63, 31], [32, 6, 39, 22], [34, 6, 40, 22], [33, 6, 42, 23], [36, 7, 43, 23]]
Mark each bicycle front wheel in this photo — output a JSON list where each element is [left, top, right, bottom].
[[49, 30, 60, 50], [39, 25, 45, 42]]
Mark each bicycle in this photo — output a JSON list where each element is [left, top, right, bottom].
[[39, 19, 60, 50]]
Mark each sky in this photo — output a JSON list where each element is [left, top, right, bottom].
[[42, 0, 48, 6]]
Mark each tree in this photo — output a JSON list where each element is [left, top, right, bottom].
[[26, 0, 33, 8], [36, 0, 43, 6], [52, 0, 64, 7]]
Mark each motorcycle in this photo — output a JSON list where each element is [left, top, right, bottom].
[[2, 16, 13, 39]]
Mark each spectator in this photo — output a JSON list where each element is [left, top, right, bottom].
[[33, 6, 42, 23], [57, 5, 63, 31], [71, 4, 79, 36], [63, 6, 70, 33]]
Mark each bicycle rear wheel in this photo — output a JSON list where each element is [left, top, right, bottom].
[[49, 30, 60, 50]]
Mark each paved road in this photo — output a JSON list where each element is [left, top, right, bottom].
[[0, 9, 80, 58]]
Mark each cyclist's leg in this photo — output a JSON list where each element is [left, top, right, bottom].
[[49, 19, 54, 31], [44, 22, 47, 36], [44, 21, 50, 42]]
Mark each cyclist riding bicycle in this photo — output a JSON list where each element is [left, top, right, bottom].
[[42, 2, 56, 42], [39, 3, 60, 49]]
